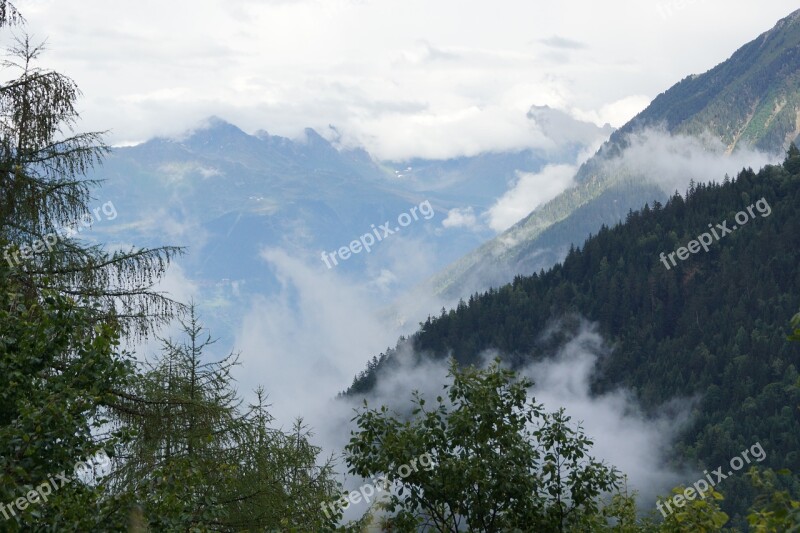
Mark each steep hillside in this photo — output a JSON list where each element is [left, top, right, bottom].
[[351, 155, 800, 523], [428, 9, 800, 299], [618, 8, 800, 152]]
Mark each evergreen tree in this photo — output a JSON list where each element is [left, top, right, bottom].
[[0, 34, 182, 340], [109, 307, 342, 531], [0, 6, 171, 529], [785, 142, 800, 175]]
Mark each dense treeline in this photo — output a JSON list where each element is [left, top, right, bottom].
[[352, 153, 800, 524]]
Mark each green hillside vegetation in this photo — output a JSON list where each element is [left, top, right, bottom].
[[429, 9, 800, 299], [619, 9, 800, 152], [351, 151, 800, 526]]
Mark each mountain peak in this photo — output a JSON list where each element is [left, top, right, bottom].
[[193, 116, 243, 134], [760, 8, 800, 41], [779, 8, 800, 25], [178, 116, 251, 146], [203, 115, 229, 126], [527, 105, 614, 146], [302, 127, 327, 143]]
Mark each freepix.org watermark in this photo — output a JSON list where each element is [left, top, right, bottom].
[[659, 197, 771, 270], [321, 200, 435, 269], [3, 200, 118, 268], [1, 449, 111, 521], [320, 451, 435, 519], [655, 441, 766, 518]]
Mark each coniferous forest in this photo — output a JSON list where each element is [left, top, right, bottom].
[[350, 155, 800, 528]]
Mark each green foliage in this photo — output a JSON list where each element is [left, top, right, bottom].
[[789, 311, 800, 343], [227, 406, 342, 532], [595, 479, 656, 533], [0, 269, 134, 531], [353, 153, 800, 521], [346, 359, 620, 532], [745, 468, 800, 532], [0, 33, 182, 340], [108, 308, 342, 531], [785, 142, 800, 176], [656, 486, 729, 532]]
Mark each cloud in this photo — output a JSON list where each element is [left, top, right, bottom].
[[442, 207, 479, 230], [234, 249, 394, 423], [486, 164, 577, 232], [572, 94, 652, 128], [350, 104, 553, 160], [516, 322, 690, 505], [158, 161, 222, 183], [486, 124, 780, 236], [601, 127, 781, 194], [120, 87, 190, 104], [232, 245, 449, 427], [18, 0, 799, 160], [400, 40, 462, 64], [538, 35, 588, 50], [333, 319, 691, 519]]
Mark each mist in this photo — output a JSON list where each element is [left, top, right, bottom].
[[603, 127, 781, 194], [234, 251, 695, 522]]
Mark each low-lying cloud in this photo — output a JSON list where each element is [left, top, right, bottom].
[[355, 321, 690, 507], [234, 268, 693, 521], [602, 127, 781, 194], [487, 163, 578, 232]]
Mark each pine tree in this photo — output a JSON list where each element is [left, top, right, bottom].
[[107, 305, 243, 528], [0, 34, 182, 340], [784, 141, 800, 175], [108, 307, 342, 530]]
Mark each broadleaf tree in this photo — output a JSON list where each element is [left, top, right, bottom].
[[345, 359, 621, 532]]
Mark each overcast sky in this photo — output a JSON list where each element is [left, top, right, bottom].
[[11, 0, 800, 160]]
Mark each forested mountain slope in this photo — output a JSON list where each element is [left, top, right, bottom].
[[427, 9, 800, 300], [351, 152, 800, 523]]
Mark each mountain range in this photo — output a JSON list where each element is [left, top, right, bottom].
[[85, 106, 610, 343]]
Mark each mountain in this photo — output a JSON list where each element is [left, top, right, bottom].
[[349, 155, 800, 526], [384, 105, 613, 205], [97, 118, 456, 292], [618, 8, 800, 153], [88, 112, 609, 342], [96, 113, 607, 292], [427, 9, 800, 299]]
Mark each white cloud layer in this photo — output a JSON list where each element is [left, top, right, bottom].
[[604, 128, 781, 194], [278, 318, 693, 520], [11, 0, 799, 160], [486, 163, 578, 232]]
